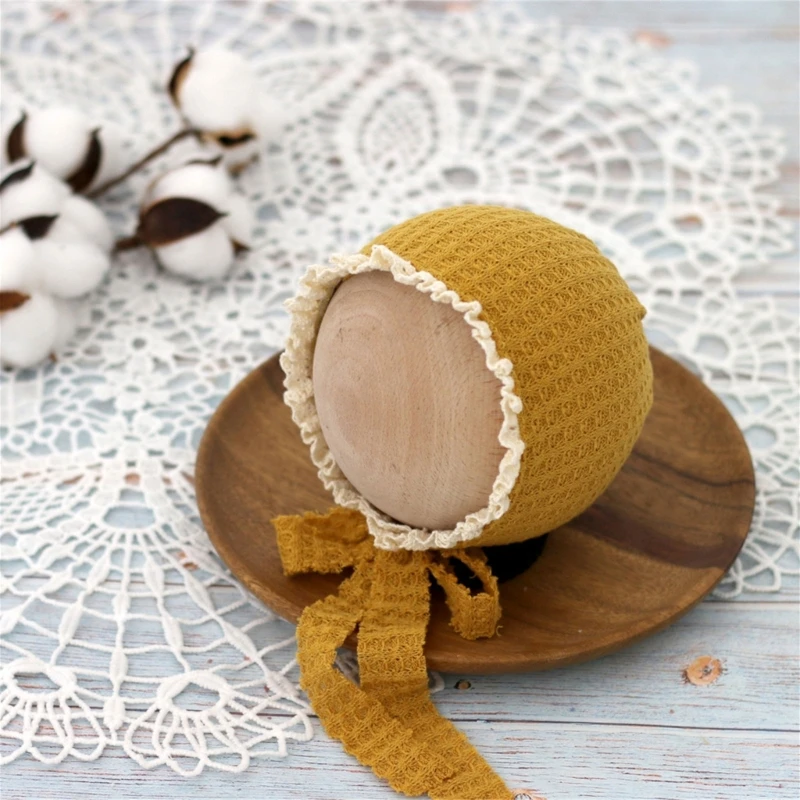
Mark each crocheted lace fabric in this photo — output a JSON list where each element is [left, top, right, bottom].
[[1, 0, 797, 774]]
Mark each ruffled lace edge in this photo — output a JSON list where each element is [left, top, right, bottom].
[[280, 244, 525, 551]]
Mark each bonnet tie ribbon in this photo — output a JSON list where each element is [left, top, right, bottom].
[[273, 507, 513, 800]]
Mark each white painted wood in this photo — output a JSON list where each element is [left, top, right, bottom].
[[5, 592, 797, 727], [3, 722, 796, 800]]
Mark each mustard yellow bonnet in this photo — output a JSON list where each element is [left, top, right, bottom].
[[274, 205, 653, 800], [282, 204, 653, 550]]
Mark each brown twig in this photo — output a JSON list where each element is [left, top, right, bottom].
[[88, 127, 200, 198], [113, 234, 144, 252]]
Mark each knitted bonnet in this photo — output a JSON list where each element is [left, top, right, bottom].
[[274, 205, 653, 799]]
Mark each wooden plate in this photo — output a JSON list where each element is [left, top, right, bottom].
[[196, 348, 754, 674]]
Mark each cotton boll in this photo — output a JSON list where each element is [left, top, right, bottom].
[[220, 193, 254, 248], [146, 162, 232, 210], [0, 163, 71, 225], [0, 292, 58, 368], [1, 164, 113, 255], [169, 48, 279, 173], [176, 49, 258, 134], [20, 107, 93, 180], [43, 215, 92, 245], [34, 218, 110, 298], [0, 227, 40, 293], [60, 195, 113, 253], [6, 109, 119, 194], [137, 158, 254, 280], [35, 240, 110, 299], [156, 225, 235, 281]]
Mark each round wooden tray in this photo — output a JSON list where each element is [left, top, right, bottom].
[[196, 348, 754, 674]]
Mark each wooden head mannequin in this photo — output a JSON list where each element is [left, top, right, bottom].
[[312, 270, 505, 530]]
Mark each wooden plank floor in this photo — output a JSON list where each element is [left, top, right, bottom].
[[2, 2, 798, 799]]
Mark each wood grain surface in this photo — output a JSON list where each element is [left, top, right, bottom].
[[5, 719, 797, 800], [5, 599, 797, 800], [313, 270, 504, 530], [195, 347, 755, 673]]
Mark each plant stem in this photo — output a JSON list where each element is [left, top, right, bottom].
[[114, 234, 143, 252], [88, 127, 200, 198]]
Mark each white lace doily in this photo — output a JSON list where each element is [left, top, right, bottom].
[[1, 0, 797, 774]]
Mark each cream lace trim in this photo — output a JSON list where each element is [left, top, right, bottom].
[[280, 244, 525, 551]]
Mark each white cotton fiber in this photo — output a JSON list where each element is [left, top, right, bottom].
[[61, 195, 113, 252], [22, 107, 92, 180], [145, 162, 231, 210], [0, 164, 71, 225], [34, 221, 110, 298], [0, 227, 40, 292], [156, 225, 235, 281], [177, 49, 259, 134], [0, 292, 58, 368]]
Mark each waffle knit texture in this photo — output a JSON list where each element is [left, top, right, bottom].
[[363, 205, 653, 547], [274, 508, 511, 799]]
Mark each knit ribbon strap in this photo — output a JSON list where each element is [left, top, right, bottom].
[[275, 507, 374, 575], [272, 509, 513, 800], [428, 549, 502, 641]]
